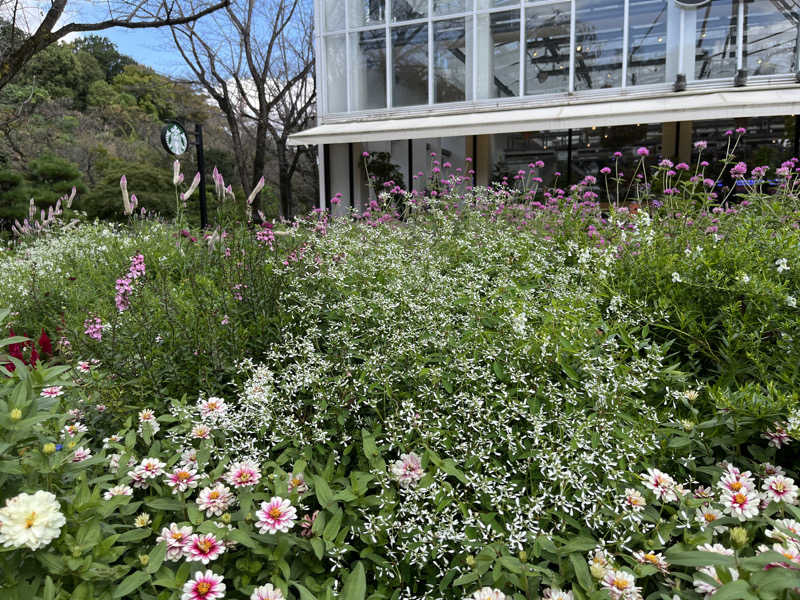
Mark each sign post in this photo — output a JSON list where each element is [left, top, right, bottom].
[[160, 121, 208, 229]]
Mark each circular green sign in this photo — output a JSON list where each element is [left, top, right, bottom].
[[161, 122, 188, 156]]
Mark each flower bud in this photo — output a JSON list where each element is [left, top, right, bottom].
[[42, 443, 56, 455], [139, 554, 150, 566], [465, 555, 476, 567], [67, 440, 77, 449], [10, 408, 22, 421], [221, 513, 231, 524], [590, 564, 607, 579], [518, 550, 527, 563], [730, 526, 748, 549]]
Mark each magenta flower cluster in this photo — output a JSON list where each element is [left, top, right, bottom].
[[115, 254, 146, 312]]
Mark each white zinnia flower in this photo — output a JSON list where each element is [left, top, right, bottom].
[[671, 272, 682, 283], [0, 491, 66, 550]]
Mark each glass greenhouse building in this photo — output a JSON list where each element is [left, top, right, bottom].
[[289, 0, 800, 211]]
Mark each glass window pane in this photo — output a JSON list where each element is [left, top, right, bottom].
[[476, 0, 519, 8], [574, 0, 624, 90], [476, 10, 520, 98], [525, 2, 570, 95], [435, 18, 473, 103], [349, 0, 385, 27], [393, 0, 428, 22], [434, 0, 467, 16], [627, 0, 667, 85], [325, 0, 345, 31], [351, 29, 387, 110], [695, 0, 737, 80], [392, 24, 429, 106], [744, 0, 799, 75], [326, 35, 348, 113]]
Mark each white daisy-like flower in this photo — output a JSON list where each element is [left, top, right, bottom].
[[722, 489, 760, 520], [465, 588, 506, 600], [762, 475, 798, 505], [198, 396, 227, 418], [694, 566, 738, 596], [641, 468, 677, 502], [0, 491, 66, 550], [134, 513, 152, 528], [251, 583, 285, 600], [695, 506, 726, 533], [623, 488, 646, 511], [697, 543, 734, 555], [671, 272, 682, 283], [103, 485, 134, 500]]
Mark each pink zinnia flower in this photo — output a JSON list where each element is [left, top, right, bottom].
[[41, 386, 64, 398], [157, 523, 193, 561], [63, 422, 88, 437], [186, 533, 225, 564], [77, 361, 91, 373], [300, 511, 318, 538], [72, 447, 92, 462], [224, 460, 261, 488], [255, 497, 297, 534], [763, 423, 791, 448], [198, 397, 226, 418], [722, 489, 760, 520], [641, 468, 677, 502], [181, 569, 225, 600], [165, 467, 199, 493], [288, 472, 308, 494], [137, 457, 166, 479], [717, 466, 755, 494], [762, 475, 798, 505], [196, 484, 234, 517], [250, 583, 284, 600], [191, 424, 212, 439], [103, 484, 133, 500], [601, 570, 639, 600]]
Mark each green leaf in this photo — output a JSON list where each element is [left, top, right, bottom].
[[569, 552, 593, 591], [341, 561, 366, 600], [314, 476, 335, 508], [42, 576, 56, 600], [663, 550, 736, 568], [705, 580, 757, 600], [145, 497, 184, 512], [293, 583, 318, 600], [116, 528, 152, 543], [497, 555, 523, 574], [323, 509, 343, 542], [146, 542, 167, 574], [113, 571, 151, 598], [228, 527, 258, 549], [310, 537, 325, 560], [453, 571, 479, 586], [187, 503, 203, 525]]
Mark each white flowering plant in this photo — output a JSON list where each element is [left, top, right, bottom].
[[1, 143, 800, 599]]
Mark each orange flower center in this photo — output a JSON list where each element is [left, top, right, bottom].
[[171, 532, 184, 540], [197, 582, 211, 594], [239, 472, 251, 481], [643, 554, 658, 564], [24, 512, 36, 528], [178, 472, 190, 481], [704, 513, 717, 522], [209, 491, 220, 499], [292, 478, 302, 487], [730, 481, 743, 491], [269, 507, 283, 519], [613, 578, 630, 590], [197, 539, 212, 552], [733, 492, 747, 505]]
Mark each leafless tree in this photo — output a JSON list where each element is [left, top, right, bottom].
[[169, 0, 315, 218], [0, 0, 228, 91]]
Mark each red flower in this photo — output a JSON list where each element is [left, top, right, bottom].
[[38, 329, 53, 356]]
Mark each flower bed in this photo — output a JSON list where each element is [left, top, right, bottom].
[[1, 142, 799, 599]]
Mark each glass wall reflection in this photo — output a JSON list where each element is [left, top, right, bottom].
[[476, 10, 520, 98], [743, 0, 799, 76], [351, 29, 387, 110], [628, 0, 667, 86], [393, 24, 429, 106], [326, 35, 348, 113], [524, 2, 570, 95], [574, 0, 624, 90], [694, 0, 737, 80], [349, 0, 385, 27], [434, 18, 473, 103]]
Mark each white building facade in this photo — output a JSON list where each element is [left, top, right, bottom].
[[290, 0, 800, 211]]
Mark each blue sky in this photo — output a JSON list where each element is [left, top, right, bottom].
[[95, 27, 187, 75]]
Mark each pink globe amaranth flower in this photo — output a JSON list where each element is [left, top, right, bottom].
[[157, 523, 193, 561], [165, 467, 199, 493], [600, 167, 611, 175], [636, 147, 649, 157], [182, 569, 225, 600], [391, 452, 424, 488], [694, 140, 708, 149], [762, 475, 798, 505], [250, 583, 284, 600], [255, 497, 297, 534], [224, 459, 262, 488], [736, 127, 746, 134], [730, 162, 748, 178], [186, 533, 225, 564]]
